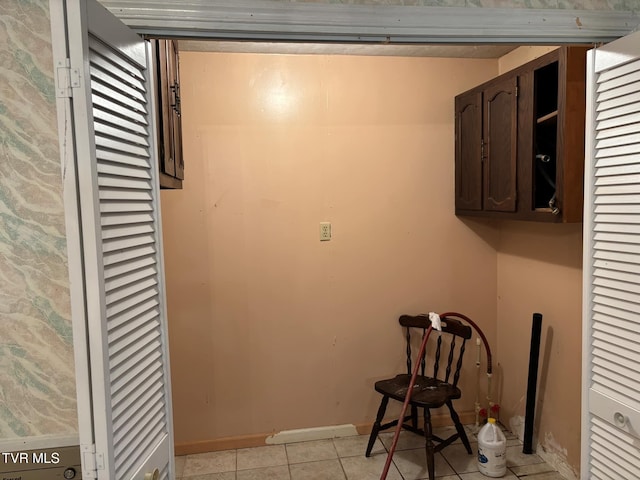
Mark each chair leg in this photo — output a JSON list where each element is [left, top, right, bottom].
[[447, 400, 472, 454], [366, 396, 389, 457], [411, 405, 419, 430], [423, 408, 435, 480]]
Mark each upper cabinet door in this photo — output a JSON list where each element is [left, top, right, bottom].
[[60, 0, 175, 478], [154, 39, 184, 189], [483, 75, 518, 212], [455, 90, 483, 212]]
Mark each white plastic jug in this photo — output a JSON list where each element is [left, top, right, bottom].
[[477, 417, 507, 477]]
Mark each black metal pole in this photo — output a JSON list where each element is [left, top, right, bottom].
[[523, 313, 543, 454]]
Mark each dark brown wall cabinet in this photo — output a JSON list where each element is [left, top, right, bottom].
[[152, 39, 184, 189], [454, 46, 588, 222]]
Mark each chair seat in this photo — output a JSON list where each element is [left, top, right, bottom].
[[374, 374, 461, 408]]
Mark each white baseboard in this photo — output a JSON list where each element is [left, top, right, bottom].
[[265, 424, 359, 445]]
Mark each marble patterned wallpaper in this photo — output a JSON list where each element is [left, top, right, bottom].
[[0, 0, 78, 439]]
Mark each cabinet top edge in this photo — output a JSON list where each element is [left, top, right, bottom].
[[454, 45, 589, 99]]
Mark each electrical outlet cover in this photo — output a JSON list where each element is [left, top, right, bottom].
[[320, 222, 331, 241]]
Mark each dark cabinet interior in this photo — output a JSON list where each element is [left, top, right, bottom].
[[151, 38, 184, 189], [455, 46, 588, 222]]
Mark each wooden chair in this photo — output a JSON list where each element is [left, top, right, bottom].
[[365, 313, 473, 479]]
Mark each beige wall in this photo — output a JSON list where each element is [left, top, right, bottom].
[[497, 47, 583, 477], [161, 52, 500, 446], [163, 47, 585, 474], [496, 222, 582, 476]]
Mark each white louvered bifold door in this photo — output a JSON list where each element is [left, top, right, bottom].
[[583, 30, 640, 479], [64, 0, 174, 478]]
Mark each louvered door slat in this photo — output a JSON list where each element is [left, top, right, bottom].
[[594, 277, 640, 296], [105, 286, 158, 319], [594, 241, 640, 254], [97, 149, 150, 169], [95, 135, 150, 159], [93, 107, 148, 136], [101, 212, 155, 227], [89, 47, 147, 90], [585, 35, 640, 479], [594, 267, 640, 285], [108, 306, 158, 346], [103, 246, 156, 269], [102, 223, 155, 240], [596, 58, 640, 87], [594, 302, 640, 323], [595, 162, 640, 175], [93, 94, 148, 125], [597, 132, 640, 149], [111, 367, 162, 413], [105, 277, 158, 307], [100, 201, 154, 214], [111, 347, 161, 395], [595, 142, 640, 158], [92, 81, 148, 116], [595, 194, 640, 205], [90, 67, 147, 104], [115, 412, 164, 478], [595, 183, 640, 195], [95, 122, 150, 149], [593, 293, 640, 313], [105, 264, 156, 291], [113, 383, 163, 437], [593, 332, 640, 361], [595, 175, 640, 187], [596, 112, 640, 131], [103, 233, 155, 253], [592, 347, 638, 376], [595, 156, 640, 169], [594, 213, 640, 225], [104, 298, 159, 334], [103, 257, 156, 282], [597, 80, 640, 103], [596, 92, 640, 112], [595, 101, 640, 121], [595, 122, 640, 140], [100, 188, 153, 202]]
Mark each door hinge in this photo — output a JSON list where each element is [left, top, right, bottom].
[[56, 58, 81, 98], [515, 85, 519, 98], [81, 444, 105, 479]]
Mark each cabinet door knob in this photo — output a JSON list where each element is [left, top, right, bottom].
[[614, 412, 627, 428]]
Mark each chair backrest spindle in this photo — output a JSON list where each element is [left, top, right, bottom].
[[444, 336, 456, 383], [453, 339, 467, 387], [420, 328, 427, 376], [406, 327, 412, 375], [398, 314, 472, 384], [433, 335, 442, 379]]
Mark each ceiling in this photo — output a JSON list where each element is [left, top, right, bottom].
[[178, 40, 519, 59]]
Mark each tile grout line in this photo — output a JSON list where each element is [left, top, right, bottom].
[[284, 443, 292, 480], [330, 436, 349, 480]]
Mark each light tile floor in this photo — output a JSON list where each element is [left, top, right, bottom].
[[175, 424, 565, 480]]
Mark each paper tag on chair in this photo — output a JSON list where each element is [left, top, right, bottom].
[[428, 312, 442, 331]]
